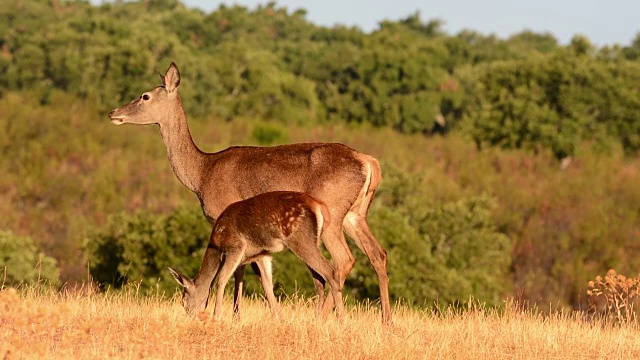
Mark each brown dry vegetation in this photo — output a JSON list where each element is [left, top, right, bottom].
[[2, 286, 640, 360]]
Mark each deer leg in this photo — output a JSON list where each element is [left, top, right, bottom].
[[343, 211, 392, 325], [307, 265, 326, 313], [232, 261, 263, 318], [254, 256, 281, 316], [213, 246, 245, 321], [250, 261, 262, 277], [318, 224, 354, 315], [287, 233, 345, 321], [232, 265, 246, 320]]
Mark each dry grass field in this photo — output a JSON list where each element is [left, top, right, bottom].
[[2, 285, 640, 360]]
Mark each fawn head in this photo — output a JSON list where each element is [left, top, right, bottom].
[[168, 266, 208, 315]]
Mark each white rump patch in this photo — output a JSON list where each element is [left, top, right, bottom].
[[352, 161, 372, 214], [314, 206, 325, 245]]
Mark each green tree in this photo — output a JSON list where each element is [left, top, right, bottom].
[[457, 49, 640, 159], [621, 33, 640, 60]]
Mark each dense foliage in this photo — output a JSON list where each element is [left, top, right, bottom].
[[360, 166, 511, 307], [85, 206, 210, 293], [2, 0, 640, 158], [0, 230, 59, 287], [2, 0, 640, 310]]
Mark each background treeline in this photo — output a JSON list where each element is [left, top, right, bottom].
[[1, 0, 639, 311]]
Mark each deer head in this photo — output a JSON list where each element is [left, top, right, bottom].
[[168, 266, 209, 315], [108, 62, 182, 127]]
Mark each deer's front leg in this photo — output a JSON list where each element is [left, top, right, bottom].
[[213, 247, 245, 321]]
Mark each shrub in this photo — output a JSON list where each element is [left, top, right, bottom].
[[587, 269, 640, 323], [251, 121, 290, 145], [85, 206, 211, 295], [350, 163, 512, 307], [0, 230, 59, 287]]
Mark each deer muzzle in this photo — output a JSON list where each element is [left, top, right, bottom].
[[108, 109, 125, 125]]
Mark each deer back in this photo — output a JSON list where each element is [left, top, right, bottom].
[[210, 191, 329, 259], [199, 143, 374, 223]]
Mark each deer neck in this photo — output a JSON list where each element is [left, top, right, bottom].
[[193, 245, 220, 297], [158, 100, 205, 194]]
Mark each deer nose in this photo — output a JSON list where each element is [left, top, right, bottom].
[[108, 110, 116, 118]]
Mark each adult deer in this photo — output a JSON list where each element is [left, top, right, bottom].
[[108, 62, 391, 325], [168, 191, 344, 321]]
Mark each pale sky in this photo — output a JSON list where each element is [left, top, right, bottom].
[[183, 0, 639, 46]]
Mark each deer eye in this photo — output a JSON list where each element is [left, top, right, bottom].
[[142, 94, 150, 101]]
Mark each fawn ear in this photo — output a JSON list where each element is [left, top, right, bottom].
[[163, 62, 181, 93], [168, 266, 192, 288]]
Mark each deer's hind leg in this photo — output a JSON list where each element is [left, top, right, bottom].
[[344, 212, 391, 325], [315, 220, 354, 316], [286, 231, 344, 321], [307, 266, 327, 312]]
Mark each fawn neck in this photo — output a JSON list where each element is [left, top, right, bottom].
[[193, 245, 221, 293]]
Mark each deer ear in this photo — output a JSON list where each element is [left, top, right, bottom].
[[168, 266, 191, 288], [163, 62, 181, 92]]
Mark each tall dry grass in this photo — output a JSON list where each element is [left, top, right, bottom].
[[2, 286, 640, 359]]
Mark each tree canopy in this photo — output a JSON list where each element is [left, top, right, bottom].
[[2, 0, 640, 158]]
